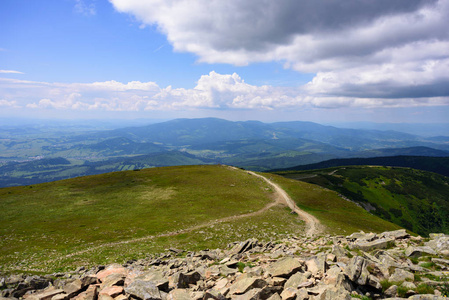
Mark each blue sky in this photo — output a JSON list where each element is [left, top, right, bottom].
[[1, 0, 448, 123]]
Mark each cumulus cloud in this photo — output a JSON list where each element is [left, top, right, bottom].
[[1, 72, 448, 114], [109, 0, 449, 102]]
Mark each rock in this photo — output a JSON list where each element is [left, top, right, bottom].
[[344, 256, 367, 284], [229, 278, 267, 295], [25, 287, 64, 300], [305, 253, 327, 275], [388, 268, 414, 283], [63, 279, 83, 298], [405, 246, 437, 258], [384, 285, 398, 298], [401, 281, 416, 290], [265, 257, 302, 278], [173, 271, 202, 289], [99, 286, 123, 298], [100, 273, 125, 290], [167, 289, 192, 300], [380, 229, 410, 240], [408, 295, 447, 300], [284, 272, 311, 289], [266, 293, 281, 300], [425, 235, 449, 255], [279, 287, 296, 300], [232, 288, 261, 300], [318, 286, 351, 300], [203, 290, 225, 300], [72, 285, 97, 300], [96, 265, 128, 283], [125, 280, 161, 300], [350, 238, 394, 252]]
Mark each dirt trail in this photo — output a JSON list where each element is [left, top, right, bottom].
[[59, 167, 320, 260], [246, 171, 322, 237]]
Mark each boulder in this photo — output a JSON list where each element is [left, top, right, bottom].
[[124, 280, 161, 300], [284, 272, 311, 289], [265, 257, 302, 278], [388, 268, 414, 283], [405, 246, 437, 258], [350, 238, 394, 252], [167, 289, 192, 300], [229, 278, 267, 295]]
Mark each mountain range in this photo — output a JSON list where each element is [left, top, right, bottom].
[[0, 118, 448, 187]]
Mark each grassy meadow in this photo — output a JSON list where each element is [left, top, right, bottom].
[[1, 164, 400, 274]]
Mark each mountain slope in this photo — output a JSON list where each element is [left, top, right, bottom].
[[276, 166, 449, 236], [271, 155, 449, 177]]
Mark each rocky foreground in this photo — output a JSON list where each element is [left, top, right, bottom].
[[1, 230, 449, 300]]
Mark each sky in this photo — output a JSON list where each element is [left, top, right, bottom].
[[1, 0, 449, 123]]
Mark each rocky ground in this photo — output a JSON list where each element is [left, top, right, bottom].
[[1, 229, 448, 300]]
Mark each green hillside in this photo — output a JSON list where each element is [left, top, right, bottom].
[[0, 165, 399, 274], [276, 166, 449, 236]]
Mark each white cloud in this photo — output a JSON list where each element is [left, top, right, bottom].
[[0, 70, 24, 74], [109, 0, 449, 101], [0, 99, 21, 108], [1, 72, 448, 114]]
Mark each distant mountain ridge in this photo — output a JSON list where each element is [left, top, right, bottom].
[[271, 155, 449, 177], [1, 118, 448, 187]]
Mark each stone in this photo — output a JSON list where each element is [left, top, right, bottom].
[[284, 271, 310, 289], [380, 229, 410, 240], [99, 286, 123, 298], [72, 285, 97, 300], [232, 288, 261, 300], [229, 278, 267, 295], [265, 257, 302, 278], [167, 289, 192, 300], [401, 281, 416, 290], [63, 279, 82, 298], [388, 268, 414, 283], [280, 287, 297, 300], [405, 246, 437, 258], [173, 271, 202, 289], [124, 280, 161, 300], [203, 290, 225, 300], [25, 287, 64, 300], [384, 284, 398, 298], [266, 293, 281, 300], [425, 236, 449, 255], [100, 273, 125, 290], [96, 266, 128, 283], [350, 238, 394, 252]]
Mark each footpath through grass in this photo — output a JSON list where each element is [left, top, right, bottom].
[[268, 174, 401, 235]]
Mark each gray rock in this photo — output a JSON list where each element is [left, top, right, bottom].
[[425, 236, 449, 255], [388, 268, 414, 283], [350, 238, 394, 252], [229, 278, 267, 295], [380, 229, 410, 240], [405, 246, 437, 258], [384, 285, 398, 298], [284, 272, 311, 289], [125, 280, 162, 300], [167, 289, 192, 300], [266, 257, 302, 278]]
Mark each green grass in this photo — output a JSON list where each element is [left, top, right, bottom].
[[0, 164, 406, 274], [269, 174, 401, 235], [276, 166, 449, 236], [0, 165, 306, 273]]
